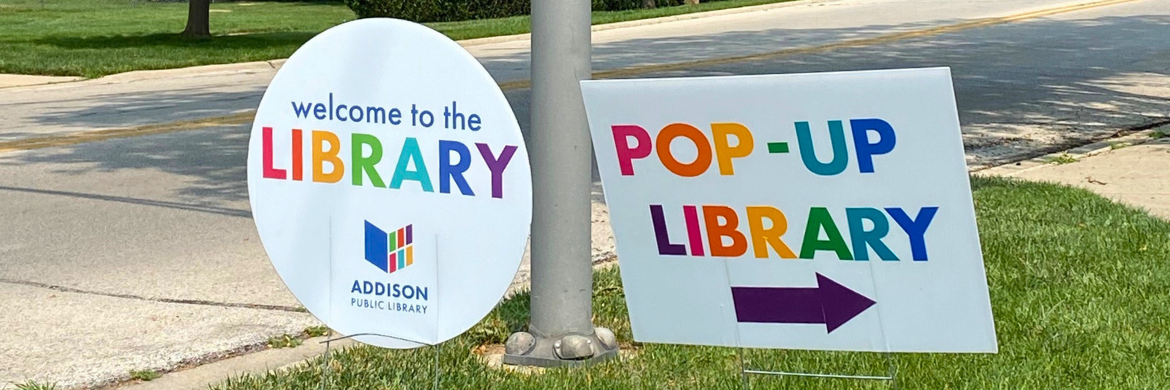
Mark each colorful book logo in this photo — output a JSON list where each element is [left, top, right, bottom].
[[364, 221, 414, 273]]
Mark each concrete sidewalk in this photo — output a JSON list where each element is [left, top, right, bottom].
[[982, 130, 1170, 220]]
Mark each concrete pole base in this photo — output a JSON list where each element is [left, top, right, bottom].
[[501, 327, 619, 367]]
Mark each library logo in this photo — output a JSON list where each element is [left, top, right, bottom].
[[364, 221, 414, 273]]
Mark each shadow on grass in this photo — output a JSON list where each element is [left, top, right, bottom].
[[463, 266, 631, 346], [33, 31, 319, 50], [465, 290, 532, 345]]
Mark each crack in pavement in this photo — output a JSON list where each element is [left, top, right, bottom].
[[0, 278, 306, 313]]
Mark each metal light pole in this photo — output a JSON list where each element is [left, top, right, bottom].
[[502, 0, 618, 367]]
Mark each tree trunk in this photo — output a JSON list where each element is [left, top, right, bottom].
[[643, 0, 656, 8], [182, 0, 211, 38], [685, 0, 700, 4]]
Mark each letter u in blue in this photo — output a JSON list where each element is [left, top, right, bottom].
[[795, 120, 849, 176], [364, 221, 389, 272]]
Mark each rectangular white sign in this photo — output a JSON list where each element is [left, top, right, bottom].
[[582, 68, 997, 353]]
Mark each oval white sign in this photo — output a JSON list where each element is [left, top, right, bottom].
[[247, 18, 532, 349]]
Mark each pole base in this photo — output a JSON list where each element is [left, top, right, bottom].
[[502, 327, 619, 367]]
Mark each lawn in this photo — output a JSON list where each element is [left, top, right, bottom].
[[209, 177, 1170, 390], [0, 0, 793, 78]]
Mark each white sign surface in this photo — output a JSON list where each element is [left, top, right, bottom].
[[248, 19, 531, 349], [582, 68, 997, 353]]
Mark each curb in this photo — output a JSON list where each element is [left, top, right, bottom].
[[974, 127, 1167, 177], [456, 0, 831, 47], [96, 60, 286, 85], [0, 60, 286, 92], [0, 75, 84, 89], [116, 336, 357, 390]]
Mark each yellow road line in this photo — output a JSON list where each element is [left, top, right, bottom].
[[0, 112, 255, 153], [0, 0, 1140, 153]]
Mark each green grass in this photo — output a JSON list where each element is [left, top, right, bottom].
[[1047, 153, 1079, 164], [268, 334, 305, 349], [304, 325, 331, 338], [128, 369, 161, 382], [13, 381, 59, 390], [210, 177, 1170, 389], [0, 0, 793, 78], [0, 0, 355, 77]]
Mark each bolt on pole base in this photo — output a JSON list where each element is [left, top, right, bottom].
[[502, 327, 618, 367]]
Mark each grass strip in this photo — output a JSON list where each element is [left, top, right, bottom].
[[211, 176, 1170, 389]]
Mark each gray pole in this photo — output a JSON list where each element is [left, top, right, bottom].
[[503, 0, 618, 367]]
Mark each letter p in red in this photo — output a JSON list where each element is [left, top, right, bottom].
[[612, 125, 652, 176]]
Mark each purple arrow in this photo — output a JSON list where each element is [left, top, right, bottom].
[[730, 273, 876, 333]]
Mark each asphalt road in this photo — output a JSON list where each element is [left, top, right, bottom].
[[2, 0, 1169, 387]]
